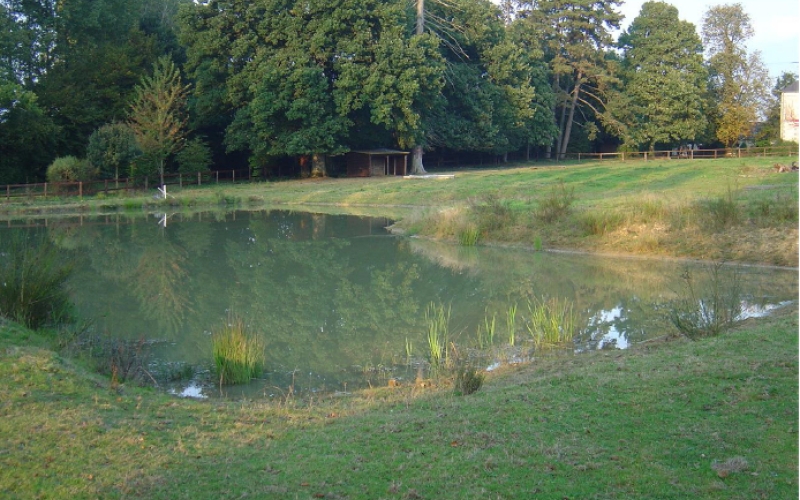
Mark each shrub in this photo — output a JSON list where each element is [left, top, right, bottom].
[[46, 156, 97, 183], [668, 263, 743, 339], [86, 122, 141, 181], [458, 225, 479, 246], [212, 316, 265, 385], [579, 209, 625, 236], [537, 182, 575, 223], [454, 365, 485, 396], [0, 235, 73, 329], [700, 187, 741, 230]]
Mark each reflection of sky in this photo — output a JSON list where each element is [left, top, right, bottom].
[[586, 305, 630, 350]]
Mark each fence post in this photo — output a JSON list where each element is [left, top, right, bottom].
[[216, 171, 219, 184], [644, 152, 648, 161], [232, 170, 236, 183], [6, 184, 9, 201], [179, 174, 183, 189], [145, 177, 148, 190], [104, 179, 108, 195], [79, 181, 82, 199], [44, 183, 47, 199], [197, 172, 201, 186]]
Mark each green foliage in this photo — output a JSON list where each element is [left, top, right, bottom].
[[0, 235, 73, 329], [669, 263, 743, 339], [526, 297, 577, 349], [212, 316, 265, 385], [46, 156, 97, 183], [0, 81, 58, 183], [86, 122, 142, 180], [128, 56, 190, 185], [176, 137, 213, 174], [617, 1, 708, 150], [702, 4, 770, 147]]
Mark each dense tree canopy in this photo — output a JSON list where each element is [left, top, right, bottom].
[[617, 1, 708, 150], [0, 0, 790, 183]]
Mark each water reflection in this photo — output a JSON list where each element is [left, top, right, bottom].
[[0, 210, 796, 399]]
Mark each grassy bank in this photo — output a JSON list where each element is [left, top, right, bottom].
[[1, 305, 797, 499], [1, 156, 797, 266]]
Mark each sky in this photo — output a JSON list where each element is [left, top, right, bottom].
[[616, 0, 800, 81]]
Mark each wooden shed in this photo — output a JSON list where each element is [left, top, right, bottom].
[[346, 149, 409, 177]]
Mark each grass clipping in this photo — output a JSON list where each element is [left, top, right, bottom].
[[212, 316, 265, 385]]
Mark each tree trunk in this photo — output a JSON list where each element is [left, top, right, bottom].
[[410, 145, 426, 175], [559, 74, 583, 160], [311, 154, 327, 177], [299, 155, 311, 178]]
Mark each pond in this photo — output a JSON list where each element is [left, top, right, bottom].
[[1, 210, 796, 399]]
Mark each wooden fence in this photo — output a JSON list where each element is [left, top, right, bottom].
[[561, 145, 798, 162], [2, 168, 252, 201]]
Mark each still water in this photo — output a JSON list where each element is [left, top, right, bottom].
[[2, 210, 796, 398]]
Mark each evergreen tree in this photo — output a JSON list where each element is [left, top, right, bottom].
[[618, 1, 708, 151]]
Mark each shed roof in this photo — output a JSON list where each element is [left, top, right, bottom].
[[781, 81, 799, 93]]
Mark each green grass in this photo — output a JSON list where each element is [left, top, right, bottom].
[[0, 307, 796, 499], [211, 316, 265, 385]]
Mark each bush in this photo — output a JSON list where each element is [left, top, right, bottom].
[[212, 316, 265, 385], [46, 156, 97, 183], [454, 365, 484, 396], [0, 235, 73, 329], [668, 263, 743, 339], [86, 123, 141, 181], [537, 182, 575, 223]]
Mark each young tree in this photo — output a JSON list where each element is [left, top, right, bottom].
[[618, 2, 708, 151], [702, 3, 770, 147], [86, 122, 142, 183], [128, 56, 189, 186]]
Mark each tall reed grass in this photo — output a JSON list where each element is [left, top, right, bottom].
[[0, 235, 73, 329], [506, 303, 517, 346], [526, 297, 577, 349], [212, 316, 265, 385], [425, 302, 450, 368]]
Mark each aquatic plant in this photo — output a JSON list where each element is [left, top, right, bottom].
[[526, 297, 577, 349], [669, 263, 743, 339], [476, 310, 496, 349], [458, 225, 479, 246], [0, 235, 73, 329], [506, 303, 517, 346], [212, 316, 265, 385], [425, 302, 450, 368]]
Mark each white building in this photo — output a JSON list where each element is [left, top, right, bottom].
[[781, 81, 799, 143]]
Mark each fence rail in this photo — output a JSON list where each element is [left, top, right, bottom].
[[561, 145, 798, 162], [2, 168, 252, 202]]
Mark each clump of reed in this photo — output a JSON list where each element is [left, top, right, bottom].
[[458, 225, 480, 246], [425, 302, 450, 368], [668, 263, 743, 339], [506, 303, 517, 346], [0, 234, 73, 329], [526, 297, 577, 349], [700, 186, 741, 230], [536, 182, 575, 223], [212, 316, 265, 385]]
